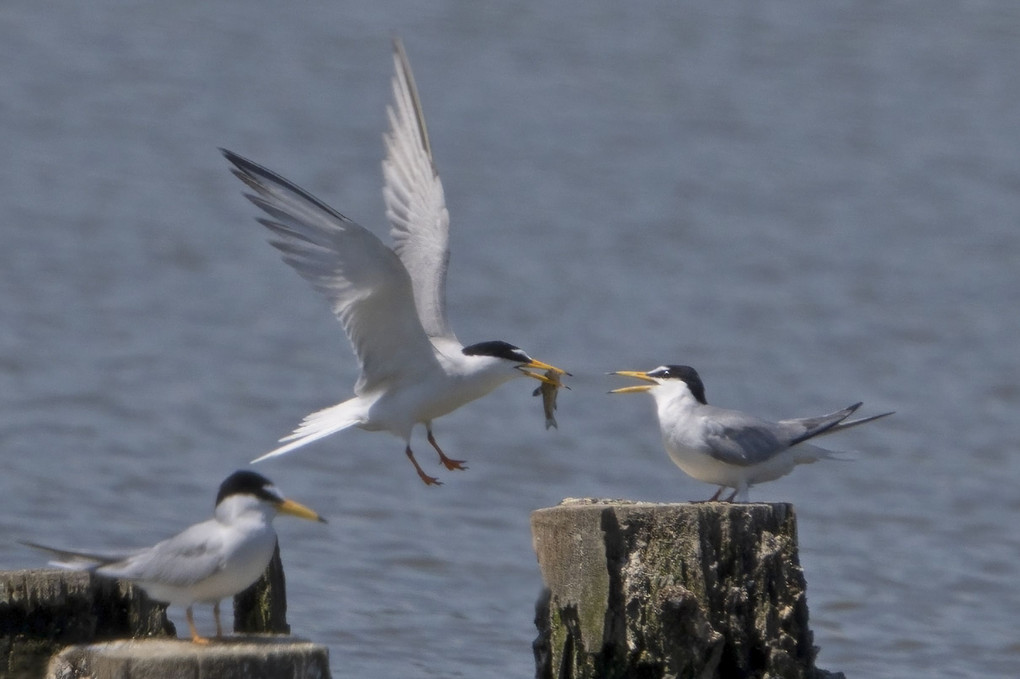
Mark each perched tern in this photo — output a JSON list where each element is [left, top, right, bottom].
[[23, 470, 325, 643], [222, 39, 565, 485], [610, 365, 893, 501]]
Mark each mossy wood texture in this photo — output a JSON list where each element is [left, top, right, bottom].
[[233, 542, 290, 634], [0, 569, 173, 678], [531, 499, 844, 679]]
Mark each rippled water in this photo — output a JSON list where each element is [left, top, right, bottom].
[[1, 2, 1018, 677]]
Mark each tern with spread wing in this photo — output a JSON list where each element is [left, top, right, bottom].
[[223, 39, 565, 485], [23, 470, 325, 643], [610, 365, 893, 501]]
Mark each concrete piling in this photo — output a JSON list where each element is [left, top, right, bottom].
[[531, 499, 844, 679]]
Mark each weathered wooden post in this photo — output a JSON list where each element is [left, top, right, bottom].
[[233, 542, 291, 634], [0, 569, 173, 677], [1, 542, 328, 679], [532, 499, 844, 679]]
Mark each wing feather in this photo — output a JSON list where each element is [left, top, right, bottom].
[[703, 416, 788, 467], [223, 149, 440, 394], [96, 523, 225, 588], [779, 403, 861, 445], [382, 38, 456, 343], [703, 402, 886, 466], [21, 541, 144, 569]]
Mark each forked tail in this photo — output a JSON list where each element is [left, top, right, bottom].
[[251, 400, 364, 463], [796, 409, 894, 464], [20, 540, 139, 569], [827, 409, 895, 434]]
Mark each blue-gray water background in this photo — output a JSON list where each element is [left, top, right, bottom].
[[2, 2, 1018, 677]]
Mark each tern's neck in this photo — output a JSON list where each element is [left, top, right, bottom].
[[441, 350, 515, 382], [214, 495, 276, 527], [651, 383, 703, 418], [430, 350, 520, 411]]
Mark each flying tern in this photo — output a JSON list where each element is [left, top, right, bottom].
[[23, 470, 325, 643], [222, 39, 565, 485], [610, 365, 893, 501]]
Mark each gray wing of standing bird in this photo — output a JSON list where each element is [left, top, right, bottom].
[[700, 402, 892, 467], [222, 39, 566, 485], [24, 526, 229, 590], [91, 523, 231, 588]]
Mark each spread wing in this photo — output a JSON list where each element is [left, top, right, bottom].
[[382, 38, 457, 344], [96, 522, 227, 588], [223, 149, 441, 394]]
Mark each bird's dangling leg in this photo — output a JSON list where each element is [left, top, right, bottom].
[[186, 606, 210, 644], [427, 428, 467, 471], [213, 601, 223, 638], [723, 487, 740, 502], [406, 446, 442, 486]]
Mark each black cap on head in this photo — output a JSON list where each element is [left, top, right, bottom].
[[647, 365, 707, 404], [462, 340, 531, 363], [216, 470, 281, 506]]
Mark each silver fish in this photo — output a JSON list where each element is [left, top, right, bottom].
[[532, 369, 570, 429]]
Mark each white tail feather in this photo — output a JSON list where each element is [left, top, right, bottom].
[[792, 443, 847, 465], [251, 400, 364, 463]]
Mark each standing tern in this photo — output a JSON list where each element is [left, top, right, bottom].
[[23, 470, 325, 643], [222, 39, 565, 485], [610, 365, 893, 501]]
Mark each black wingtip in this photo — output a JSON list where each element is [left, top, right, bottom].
[[220, 148, 261, 176], [220, 147, 243, 165]]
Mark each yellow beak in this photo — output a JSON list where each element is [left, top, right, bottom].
[[608, 370, 658, 394], [518, 359, 570, 384], [277, 498, 328, 523]]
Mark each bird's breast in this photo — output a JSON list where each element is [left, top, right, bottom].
[[372, 370, 515, 427]]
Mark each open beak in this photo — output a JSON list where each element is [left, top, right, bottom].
[[518, 359, 570, 384], [608, 370, 658, 394], [277, 498, 328, 523]]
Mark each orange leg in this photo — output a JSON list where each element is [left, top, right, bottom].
[[406, 446, 442, 486], [426, 429, 467, 471], [186, 606, 210, 644]]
